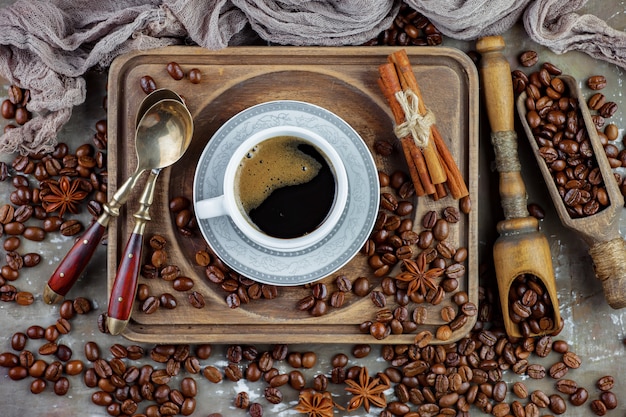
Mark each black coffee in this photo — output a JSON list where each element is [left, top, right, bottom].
[[236, 136, 335, 239]]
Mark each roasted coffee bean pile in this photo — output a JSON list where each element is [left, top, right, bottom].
[[1, 85, 31, 129], [136, 233, 207, 313], [507, 274, 559, 337], [168, 195, 197, 237], [1, 282, 619, 416], [0, 80, 108, 310], [139, 200, 281, 312], [1, 297, 92, 396], [364, 3, 443, 47], [514, 59, 612, 218], [0, 140, 107, 307], [365, 170, 417, 278], [352, 168, 473, 342]]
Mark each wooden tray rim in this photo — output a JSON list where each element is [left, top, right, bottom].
[[107, 45, 480, 344]]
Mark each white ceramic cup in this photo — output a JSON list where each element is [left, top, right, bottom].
[[194, 126, 348, 252]]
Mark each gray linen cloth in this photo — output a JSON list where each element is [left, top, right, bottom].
[[0, 0, 622, 154]]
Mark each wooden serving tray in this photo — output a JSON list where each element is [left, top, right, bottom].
[[107, 46, 479, 344]]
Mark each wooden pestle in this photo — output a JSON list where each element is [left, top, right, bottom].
[[476, 36, 561, 338]]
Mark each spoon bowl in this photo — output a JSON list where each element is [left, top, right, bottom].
[[134, 99, 194, 171]]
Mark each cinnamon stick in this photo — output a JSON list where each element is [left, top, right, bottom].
[[377, 65, 432, 196], [390, 49, 470, 199], [433, 128, 469, 199], [388, 52, 446, 185]]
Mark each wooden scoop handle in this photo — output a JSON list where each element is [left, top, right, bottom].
[[476, 36, 528, 220], [589, 239, 626, 309], [477, 36, 561, 338]]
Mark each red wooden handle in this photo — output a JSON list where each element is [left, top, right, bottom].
[[44, 220, 107, 302], [107, 233, 144, 323]]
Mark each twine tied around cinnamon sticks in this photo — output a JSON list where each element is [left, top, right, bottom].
[[393, 89, 436, 150], [378, 49, 469, 201]]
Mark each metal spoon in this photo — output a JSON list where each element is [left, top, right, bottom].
[[107, 99, 193, 335], [43, 89, 185, 304]]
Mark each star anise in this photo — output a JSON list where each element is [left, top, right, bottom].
[[41, 176, 88, 218], [294, 390, 335, 417], [344, 366, 388, 412], [395, 251, 443, 297]]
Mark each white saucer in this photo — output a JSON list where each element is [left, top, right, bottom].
[[193, 100, 379, 286]]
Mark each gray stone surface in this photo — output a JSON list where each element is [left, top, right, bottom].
[[0, 1, 625, 416]]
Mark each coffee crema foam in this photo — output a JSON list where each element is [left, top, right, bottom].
[[236, 136, 322, 213]]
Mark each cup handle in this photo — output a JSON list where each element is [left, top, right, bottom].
[[195, 195, 229, 219]]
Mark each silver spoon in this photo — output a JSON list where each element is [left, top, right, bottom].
[[106, 99, 193, 335], [43, 90, 185, 304]]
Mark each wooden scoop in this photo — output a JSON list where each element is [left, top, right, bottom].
[[476, 36, 561, 338], [517, 74, 626, 309]]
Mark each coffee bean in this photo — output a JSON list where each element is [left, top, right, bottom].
[[600, 391, 617, 409], [554, 379, 577, 395], [526, 363, 546, 379], [60, 219, 82, 236], [30, 377, 47, 394], [155, 292, 176, 309], [187, 290, 205, 308], [296, 295, 315, 311], [15, 291, 34, 305], [395, 201, 413, 216], [141, 296, 160, 314], [249, 402, 263, 417], [173, 276, 194, 291], [599, 101, 618, 118], [604, 123, 618, 141], [1, 99, 15, 119], [22, 225, 45, 242], [432, 218, 449, 241], [548, 361, 568, 379], [352, 276, 370, 296], [188, 68, 202, 84], [165, 61, 185, 80], [381, 192, 398, 211], [588, 93, 606, 110], [64, 359, 83, 376], [596, 375, 614, 391], [527, 202, 545, 219], [140, 75, 157, 94], [307, 299, 326, 316], [43, 361, 63, 382], [53, 376, 70, 396], [92, 390, 114, 407], [198, 365, 222, 383], [0, 351, 19, 368], [81, 368, 98, 388], [4, 221, 24, 235], [14, 107, 29, 125], [587, 75, 607, 90], [569, 386, 589, 406], [435, 324, 452, 340], [370, 290, 386, 308], [157, 265, 178, 282], [8, 365, 28, 380], [420, 211, 436, 230], [519, 50, 539, 67], [591, 399, 608, 416], [562, 351, 581, 369]]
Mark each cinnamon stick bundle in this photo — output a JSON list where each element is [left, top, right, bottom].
[[377, 49, 469, 200]]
